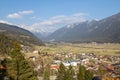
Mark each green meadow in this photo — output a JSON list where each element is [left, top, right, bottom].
[[35, 43, 120, 56]]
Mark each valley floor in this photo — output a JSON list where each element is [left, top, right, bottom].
[[35, 42, 120, 56], [24, 42, 120, 80]]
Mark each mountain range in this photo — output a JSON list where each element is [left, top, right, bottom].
[[0, 12, 120, 44], [0, 23, 43, 45], [46, 13, 120, 43]]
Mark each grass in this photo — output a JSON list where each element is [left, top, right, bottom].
[[34, 43, 120, 56]]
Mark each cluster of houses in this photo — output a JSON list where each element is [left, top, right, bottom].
[[27, 50, 120, 79], [51, 53, 120, 76], [1, 43, 120, 80]]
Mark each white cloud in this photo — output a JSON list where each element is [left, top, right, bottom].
[[0, 20, 27, 30], [7, 13, 21, 19], [32, 13, 86, 27], [29, 13, 87, 33], [3, 13, 88, 35], [19, 10, 34, 15], [0, 20, 14, 25], [30, 16, 37, 19], [73, 13, 87, 17], [51, 15, 66, 19], [7, 10, 34, 19]]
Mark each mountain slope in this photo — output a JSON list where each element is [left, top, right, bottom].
[[0, 23, 43, 45], [47, 13, 120, 43]]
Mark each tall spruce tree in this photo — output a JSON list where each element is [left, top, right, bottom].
[[84, 70, 93, 80], [43, 67, 50, 80], [77, 64, 93, 80], [66, 65, 75, 80], [77, 64, 86, 80], [6, 41, 37, 80], [0, 34, 13, 55], [56, 63, 66, 80]]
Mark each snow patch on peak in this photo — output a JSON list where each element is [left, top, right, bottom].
[[66, 24, 75, 29], [66, 24, 71, 28]]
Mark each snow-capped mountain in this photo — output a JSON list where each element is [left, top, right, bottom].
[[47, 12, 120, 43]]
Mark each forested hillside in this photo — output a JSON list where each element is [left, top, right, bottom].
[[0, 34, 37, 80], [0, 23, 43, 45]]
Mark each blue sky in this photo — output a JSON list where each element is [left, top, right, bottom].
[[0, 0, 120, 33]]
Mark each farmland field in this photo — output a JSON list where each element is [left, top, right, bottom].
[[35, 43, 120, 56]]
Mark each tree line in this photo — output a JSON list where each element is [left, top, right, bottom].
[[43, 63, 93, 80], [0, 34, 37, 80]]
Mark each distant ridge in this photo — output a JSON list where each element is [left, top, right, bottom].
[[0, 23, 43, 45], [47, 12, 120, 43]]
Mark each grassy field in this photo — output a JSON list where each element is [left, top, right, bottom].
[[35, 43, 120, 56]]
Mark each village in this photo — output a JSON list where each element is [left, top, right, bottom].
[[23, 44, 120, 80], [0, 43, 120, 80]]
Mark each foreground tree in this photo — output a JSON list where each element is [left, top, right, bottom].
[[56, 63, 66, 80], [43, 66, 50, 80], [6, 41, 37, 80], [77, 64, 86, 80], [84, 70, 93, 80], [0, 34, 13, 55], [97, 66, 107, 76], [56, 63, 76, 80], [77, 64, 93, 80], [66, 65, 75, 80]]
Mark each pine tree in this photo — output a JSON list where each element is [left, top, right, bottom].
[[43, 67, 50, 80], [0, 34, 13, 55], [66, 65, 75, 80], [6, 41, 37, 80], [77, 64, 86, 80], [77, 64, 93, 80], [97, 66, 106, 76], [56, 63, 66, 80], [84, 70, 93, 80]]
